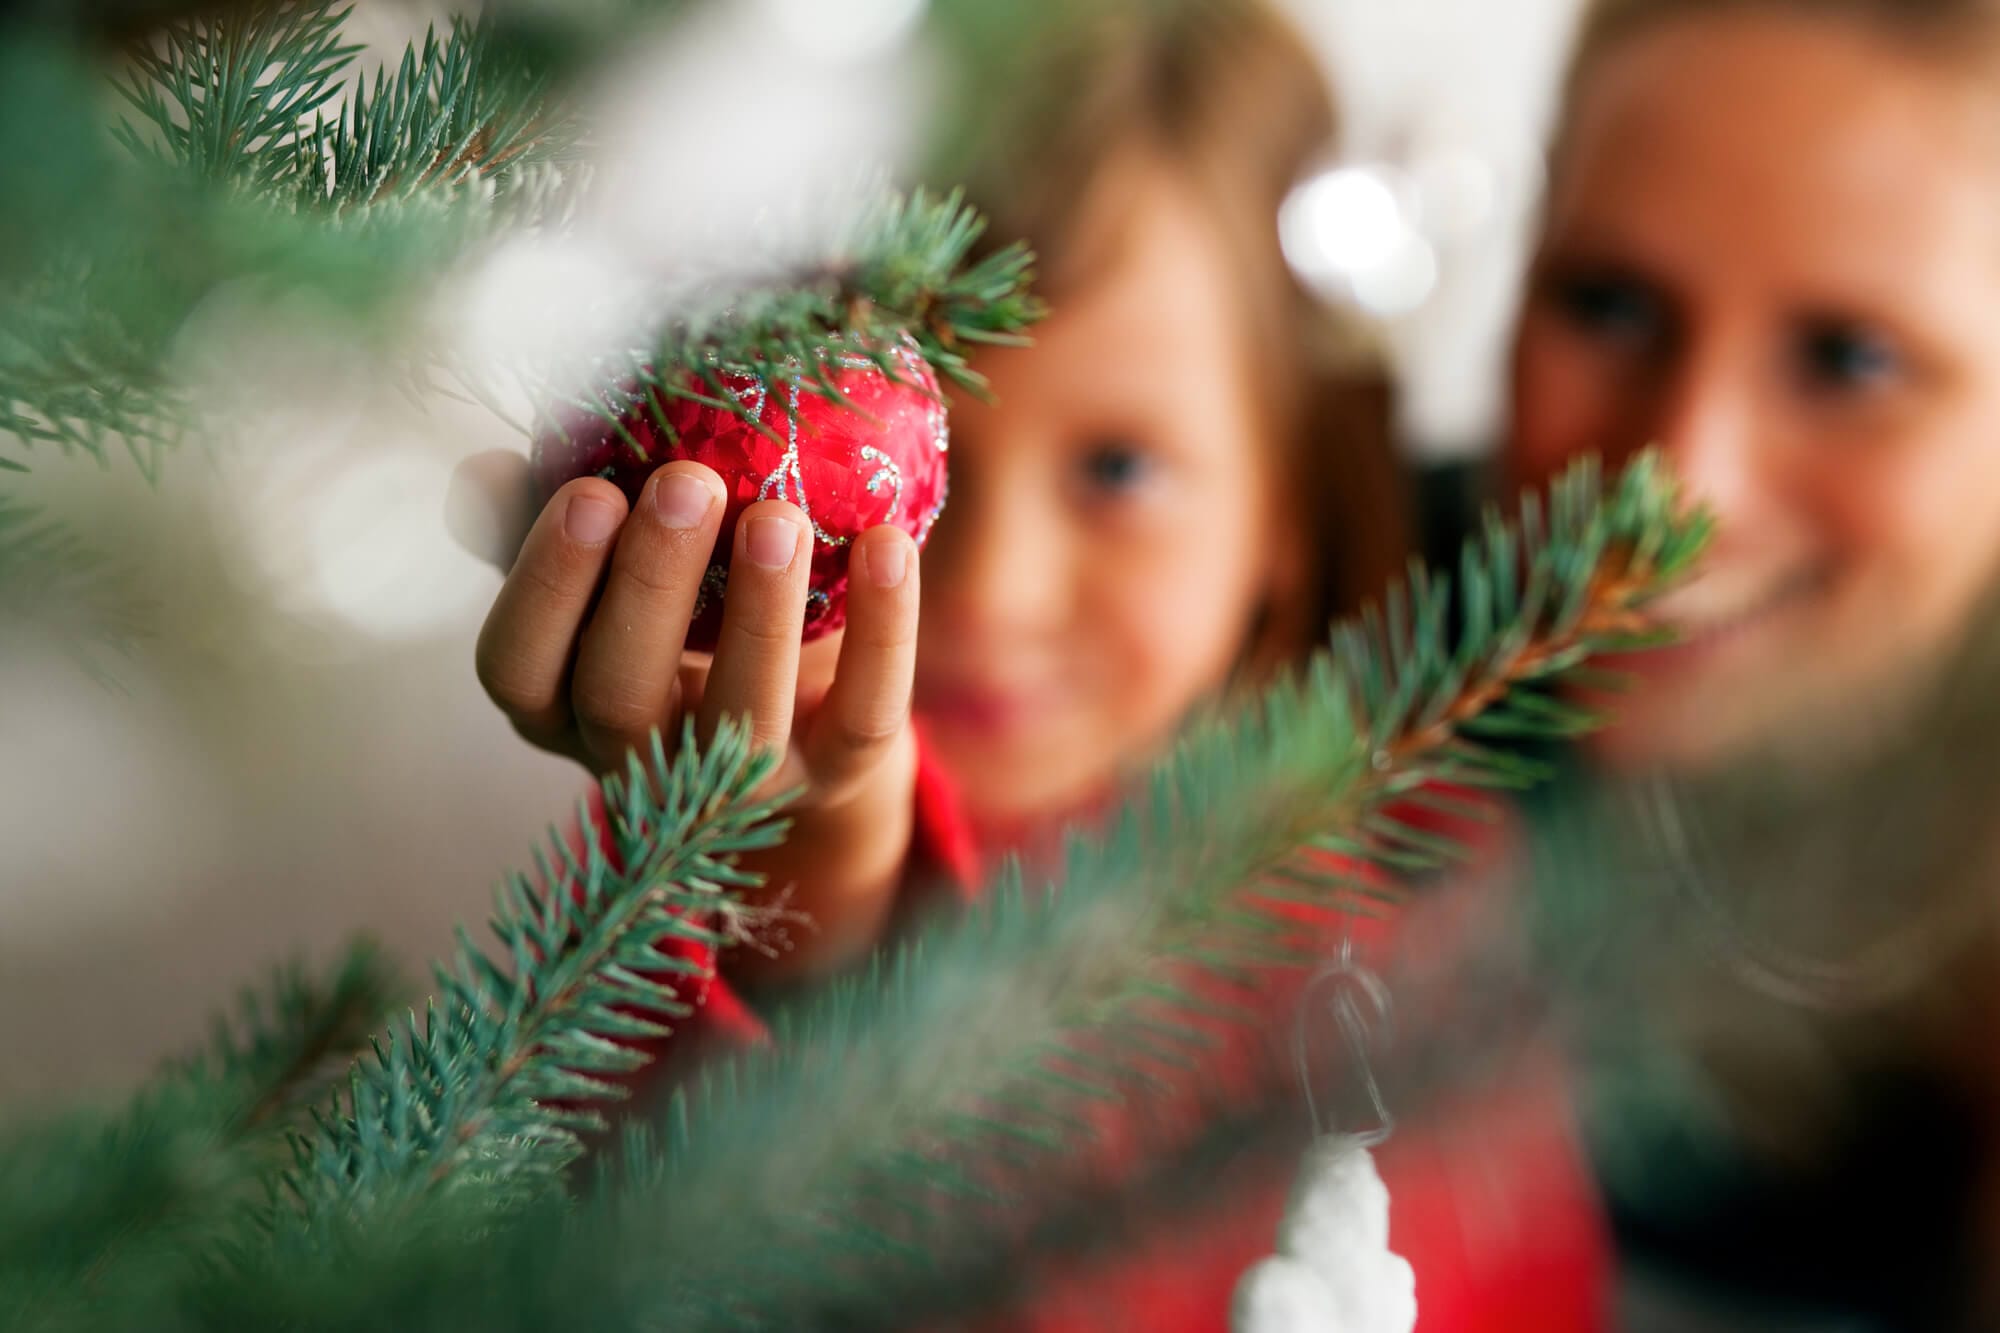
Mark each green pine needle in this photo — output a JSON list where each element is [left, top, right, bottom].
[[0, 455, 1705, 1332], [293, 14, 580, 212], [167, 939, 405, 1136], [561, 453, 1710, 1328], [0, 942, 400, 1332], [111, 2, 362, 192], [0, 497, 153, 686], [278, 721, 792, 1231], [532, 186, 1044, 464], [4, 1, 1041, 494]]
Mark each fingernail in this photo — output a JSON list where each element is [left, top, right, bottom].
[[653, 471, 713, 529], [745, 515, 800, 570], [863, 538, 907, 589], [564, 495, 620, 544]]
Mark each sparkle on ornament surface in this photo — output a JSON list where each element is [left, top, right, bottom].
[[759, 0, 927, 64]]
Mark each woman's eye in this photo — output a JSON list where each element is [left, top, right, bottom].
[[1549, 270, 1667, 347], [1794, 320, 1900, 393], [1076, 439, 1156, 497]]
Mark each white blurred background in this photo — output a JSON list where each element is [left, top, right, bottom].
[[0, 0, 1584, 1099]]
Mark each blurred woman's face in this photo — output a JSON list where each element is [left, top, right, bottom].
[[1511, 11, 2000, 771]]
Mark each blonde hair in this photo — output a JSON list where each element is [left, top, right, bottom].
[[959, 0, 1408, 666]]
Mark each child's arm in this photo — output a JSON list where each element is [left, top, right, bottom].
[[460, 452, 923, 982]]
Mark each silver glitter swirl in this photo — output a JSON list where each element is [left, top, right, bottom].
[[859, 444, 904, 523], [729, 375, 767, 418], [756, 380, 850, 549], [730, 342, 937, 553]]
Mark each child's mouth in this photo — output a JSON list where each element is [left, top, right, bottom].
[[914, 681, 1041, 739]]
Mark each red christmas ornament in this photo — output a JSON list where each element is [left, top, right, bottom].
[[532, 335, 949, 650]]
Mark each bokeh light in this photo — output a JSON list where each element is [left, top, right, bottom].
[[1280, 164, 1440, 316], [305, 447, 489, 642]]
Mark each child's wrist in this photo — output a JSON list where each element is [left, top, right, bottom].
[[728, 731, 919, 984]]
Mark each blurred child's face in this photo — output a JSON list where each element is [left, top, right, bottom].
[[916, 156, 1293, 827], [1511, 12, 2000, 771]]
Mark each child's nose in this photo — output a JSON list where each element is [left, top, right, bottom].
[[920, 479, 1072, 640]]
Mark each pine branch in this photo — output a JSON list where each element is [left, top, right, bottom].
[[0, 943, 400, 1333], [294, 14, 580, 212], [0, 724, 785, 1330], [111, 1, 362, 193], [0, 250, 191, 480], [278, 722, 791, 1231], [0, 495, 153, 685], [528, 187, 1043, 462], [4, 4, 558, 476], [0, 156, 478, 481], [5, 5, 1041, 489], [0, 456, 1703, 1333], [0, 1095, 259, 1333], [167, 939, 405, 1135], [565, 454, 1709, 1328]]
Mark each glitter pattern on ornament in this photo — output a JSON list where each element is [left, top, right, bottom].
[[531, 334, 949, 651]]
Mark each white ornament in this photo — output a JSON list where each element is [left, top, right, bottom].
[[1230, 1141, 1417, 1333], [1234, 1256, 1343, 1332], [1279, 1137, 1392, 1260]]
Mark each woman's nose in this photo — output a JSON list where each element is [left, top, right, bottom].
[[1630, 345, 1769, 530]]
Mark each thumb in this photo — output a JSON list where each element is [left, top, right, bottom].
[[446, 449, 540, 572]]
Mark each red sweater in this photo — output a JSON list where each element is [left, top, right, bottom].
[[586, 738, 1611, 1332]]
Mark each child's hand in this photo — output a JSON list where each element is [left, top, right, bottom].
[[451, 451, 922, 982]]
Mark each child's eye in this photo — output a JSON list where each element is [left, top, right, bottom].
[[1793, 319, 1900, 393], [1076, 439, 1156, 497], [1549, 270, 1668, 348]]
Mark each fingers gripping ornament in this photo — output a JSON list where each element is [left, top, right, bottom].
[[1232, 939, 1417, 1333], [531, 335, 950, 651]]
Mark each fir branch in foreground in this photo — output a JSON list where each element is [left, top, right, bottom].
[[280, 722, 790, 1230], [294, 14, 580, 213], [166, 939, 404, 1135], [6, 3, 575, 477], [0, 496, 152, 684], [111, 1, 361, 193], [0, 943, 399, 1333], [586, 453, 1711, 1328], [0, 455, 1703, 1333]]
